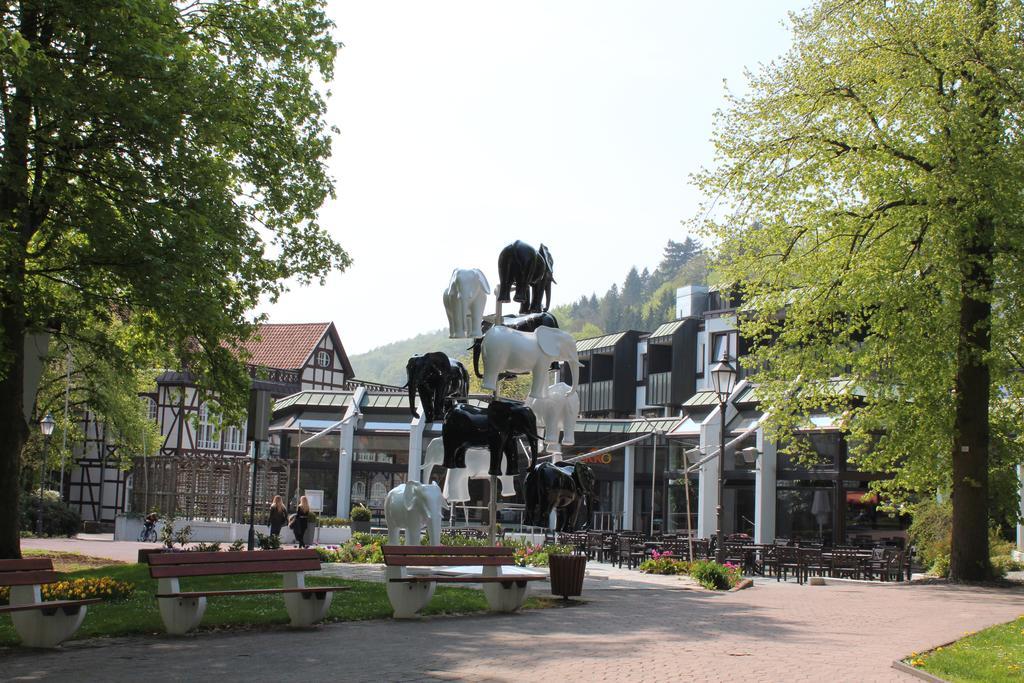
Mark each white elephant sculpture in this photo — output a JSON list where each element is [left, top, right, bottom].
[[476, 325, 579, 399], [443, 268, 491, 338], [421, 437, 517, 502], [526, 382, 579, 452], [384, 481, 449, 545]]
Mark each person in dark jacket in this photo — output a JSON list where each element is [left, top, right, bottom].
[[268, 495, 288, 539], [291, 495, 311, 548]]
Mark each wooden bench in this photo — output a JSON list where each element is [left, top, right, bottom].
[[0, 558, 102, 647], [146, 549, 347, 634], [382, 545, 545, 619]]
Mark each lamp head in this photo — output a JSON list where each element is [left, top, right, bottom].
[[709, 358, 736, 400], [40, 413, 55, 437]]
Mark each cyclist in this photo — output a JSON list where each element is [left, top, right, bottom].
[[139, 512, 159, 542]]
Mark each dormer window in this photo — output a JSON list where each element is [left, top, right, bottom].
[[316, 350, 331, 367]]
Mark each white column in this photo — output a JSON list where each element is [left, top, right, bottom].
[[622, 446, 635, 531], [336, 387, 365, 519], [697, 406, 722, 539], [1016, 464, 1023, 557], [754, 428, 777, 544], [408, 399, 425, 483]]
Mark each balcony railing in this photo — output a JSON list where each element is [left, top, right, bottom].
[[578, 379, 614, 412], [647, 371, 672, 405]]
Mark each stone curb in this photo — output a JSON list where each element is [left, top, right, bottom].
[[891, 660, 948, 682]]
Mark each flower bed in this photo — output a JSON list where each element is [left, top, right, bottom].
[[0, 576, 135, 604], [639, 551, 742, 590]]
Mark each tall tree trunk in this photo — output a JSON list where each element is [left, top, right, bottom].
[[949, 215, 994, 581], [0, 295, 28, 559]]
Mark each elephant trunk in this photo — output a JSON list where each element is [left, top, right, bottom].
[[472, 337, 483, 378], [408, 375, 419, 418]]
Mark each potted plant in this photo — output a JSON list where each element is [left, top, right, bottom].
[[350, 504, 372, 534], [548, 549, 587, 600]]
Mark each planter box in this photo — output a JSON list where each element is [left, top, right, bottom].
[[315, 526, 351, 545], [549, 554, 586, 599], [351, 520, 371, 534]]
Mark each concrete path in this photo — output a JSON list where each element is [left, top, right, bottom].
[[5, 538, 1024, 682]]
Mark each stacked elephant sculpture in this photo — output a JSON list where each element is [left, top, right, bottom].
[[406, 352, 470, 422], [496, 240, 555, 314], [443, 268, 490, 338], [522, 461, 597, 532], [441, 400, 540, 476]]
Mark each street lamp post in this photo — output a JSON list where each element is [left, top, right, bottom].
[[38, 413, 56, 536], [638, 416, 664, 538], [709, 358, 736, 563]]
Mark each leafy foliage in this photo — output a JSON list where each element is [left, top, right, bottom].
[[0, 577, 134, 605], [691, 0, 1024, 580], [0, 0, 349, 557], [17, 494, 81, 537]]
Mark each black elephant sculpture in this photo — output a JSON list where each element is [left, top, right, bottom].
[[496, 240, 555, 314], [480, 311, 559, 335], [523, 461, 597, 532], [406, 352, 470, 422], [441, 400, 539, 476]]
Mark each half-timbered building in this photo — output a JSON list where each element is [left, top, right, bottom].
[[67, 322, 356, 524]]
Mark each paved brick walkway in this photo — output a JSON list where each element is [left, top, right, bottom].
[[7, 538, 1024, 681]]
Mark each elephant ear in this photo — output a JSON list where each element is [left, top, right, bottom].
[[402, 482, 418, 513], [448, 268, 459, 290], [475, 268, 491, 294], [536, 326, 566, 357]]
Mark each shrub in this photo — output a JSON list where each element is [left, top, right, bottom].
[[316, 516, 350, 528], [17, 495, 81, 537], [639, 555, 692, 575], [255, 531, 281, 550], [908, 499, 952, 576], [689, 560, 741, 590], [507, 541, 573, 567], [192, 542, 221, 553], [1, 577, 135, 605], [350, 505, 371, 522], [227, 540, 246, 552]]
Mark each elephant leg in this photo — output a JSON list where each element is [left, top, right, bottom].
[[443, 290, 457, 338], [529, 282, 544, 313], [512, 276, 529, 304], [442, 431, 460, 469], [469, 296, 485, 337], [488, 434, 504, 476], [529, 369, 546, 400]]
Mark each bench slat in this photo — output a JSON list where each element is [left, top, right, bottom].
[[383, 545, 513, 556], [384, 556, 513, 567], [0, 570, 59, 587], [150, 559, 322, 579], [156, 586, 349, 599], [146, 549, 318, 566], [391, 576, 545, 584], [0, 558, 53, 573], [0, 598, 102, 614]]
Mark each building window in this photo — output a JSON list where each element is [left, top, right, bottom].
[[197, 402, 220, 450], [369, 481, 388, 506], [352, 480, 366, 502], [144, 397, 158, 421], [223, 421, 247, 453], [316, 350, 331, 367]]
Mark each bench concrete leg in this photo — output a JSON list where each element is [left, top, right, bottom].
[[8, 586, 87, 648], [385, 567, 435, 619], [282, 572, 333, 627], [157, 578, 206, 635], [481, 567, 529, 613]]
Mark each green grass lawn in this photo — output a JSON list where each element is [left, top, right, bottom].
[[0, 562, 554, 646], [913, 616, 1024, 682]]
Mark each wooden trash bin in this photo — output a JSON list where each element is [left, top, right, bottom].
[[549, 554, 586, 599]]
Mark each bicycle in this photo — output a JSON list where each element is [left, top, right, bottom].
[[138, 521, 158, 542]]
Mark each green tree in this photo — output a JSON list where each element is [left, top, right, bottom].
[[658, 237, 702, 274], [693, 0, 1024, 580], [0, 2, 348, 558]]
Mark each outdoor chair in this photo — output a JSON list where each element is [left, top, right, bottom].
[[829, 549, 866, 580], [615, 535, 646, 570], [774, 546, 805, 584]]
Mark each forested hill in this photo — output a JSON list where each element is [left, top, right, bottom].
[[349, 238, 708, 385]]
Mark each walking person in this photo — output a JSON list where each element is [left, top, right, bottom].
[[268, 495, 288, 540], [291, 495, 311, 548]]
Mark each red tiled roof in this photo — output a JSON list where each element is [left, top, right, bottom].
[[238, 323, 331, 370]]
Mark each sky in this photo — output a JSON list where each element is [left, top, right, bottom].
[[260, 1, 808, 356]]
